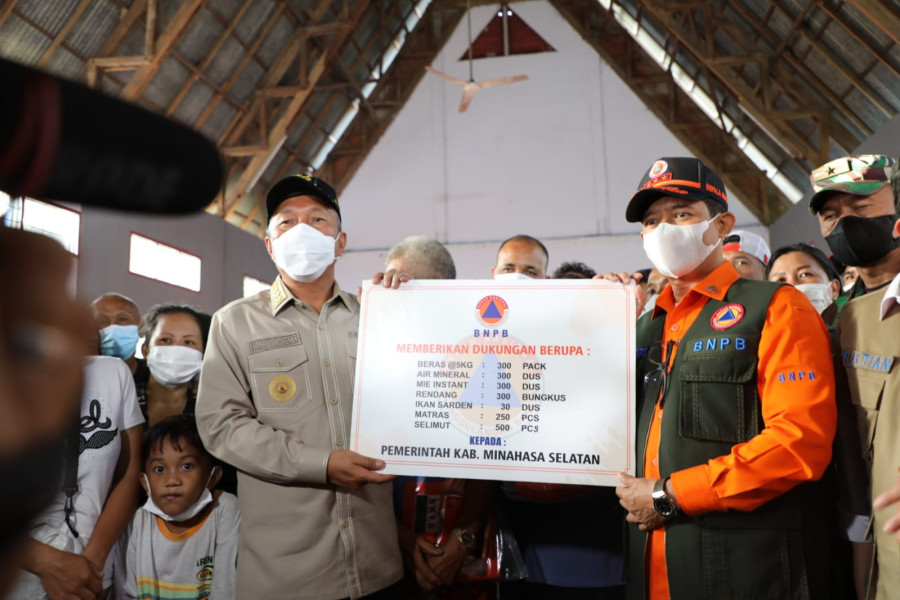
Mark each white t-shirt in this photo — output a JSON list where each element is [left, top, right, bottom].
[[10, 356, 144, 597]]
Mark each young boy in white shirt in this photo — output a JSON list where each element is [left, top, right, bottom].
[[114, 415, 239, 600]]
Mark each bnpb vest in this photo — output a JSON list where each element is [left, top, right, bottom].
[[628, 279, 832, 600]]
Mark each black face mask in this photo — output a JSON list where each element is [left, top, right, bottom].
[[825, 215, 900, 267]]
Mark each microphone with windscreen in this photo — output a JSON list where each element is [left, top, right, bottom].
[[0, 57, 223, 214]]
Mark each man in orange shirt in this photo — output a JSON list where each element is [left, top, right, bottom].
[[608, 157, 838, 599]]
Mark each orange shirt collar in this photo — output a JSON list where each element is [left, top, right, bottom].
[[651, 260, 739, 318]]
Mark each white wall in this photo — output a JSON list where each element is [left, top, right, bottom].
[[336, 1, 764, 289], [78, 206, 276, 315]]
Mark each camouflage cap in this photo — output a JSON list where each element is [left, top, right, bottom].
[[808, 154, 896, 214]]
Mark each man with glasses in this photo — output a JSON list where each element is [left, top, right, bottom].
[[607, 157, 837, 599]]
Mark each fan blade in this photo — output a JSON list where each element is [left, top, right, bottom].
[[459, 85, 478, 113], [425, 66, 468, 87], [475, 74, 529, 91]]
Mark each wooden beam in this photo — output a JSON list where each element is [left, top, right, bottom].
[[768, 108, 821, 120], [89, 56, 150, 69], [145, 0, 156, 57], [216, 0, 335, 147], [774, 0, 815, 57], [193, 4, 285, 129], [725, 1, 869, 142], [817, 2, 900, 81], [164, 0, 254, 117], [120, 0, 203, 102], [846, 0, 900, 47], [223, 1, 371, 217], [222, 145, 266, 157], [764, 0, 894, 117], [259, 84, 312, 98], [319, 3, 470, 199], [644, 3, 821, 162], [89, 0, 149, 81], [276, 2, 392, 169], [301, 21, 349, 37], [797, 25, 894, 116], [547, 0, 792, 224], [709, 54, 765, 67], [36, 0, 92, 68], [0, 1, 18, 29], [86, 55, 149, 87]]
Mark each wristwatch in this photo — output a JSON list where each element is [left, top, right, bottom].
[[652, 478, 678, 519], [452, 528, 476, 550]]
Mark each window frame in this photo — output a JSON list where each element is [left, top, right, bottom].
[[128, 231, 202, 294]]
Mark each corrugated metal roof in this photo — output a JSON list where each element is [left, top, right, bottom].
[[67, 1, 118, 58], [0, 0, 897, 233]]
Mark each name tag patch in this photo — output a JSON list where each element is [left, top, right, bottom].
[[692, 337, 747, 352], [249, 333, 301, 354], [842, 351, 894, 374]]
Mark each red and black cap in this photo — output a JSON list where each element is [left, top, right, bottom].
[[626, 157, 728, 223], [265, 174, 339, 223]]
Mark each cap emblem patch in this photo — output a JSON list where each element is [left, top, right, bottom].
[[649, 160, 669, 179]]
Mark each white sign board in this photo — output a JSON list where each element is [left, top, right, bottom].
[[350, 279, 635, 486]]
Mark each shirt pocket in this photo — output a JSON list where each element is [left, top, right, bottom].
[[249, 345, 313, 413], [845, 368, 887, 461], [678, 354, 760, 444]]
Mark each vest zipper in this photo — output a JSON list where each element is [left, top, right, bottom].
[[641, 338, 677, 600], [658, 339, 676, 408]]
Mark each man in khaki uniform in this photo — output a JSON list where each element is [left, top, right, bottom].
[[196, 175, 403, 600], [809, 155, 900, 599]]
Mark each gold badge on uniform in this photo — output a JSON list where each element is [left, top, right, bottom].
[[268, 375, 296, 402]]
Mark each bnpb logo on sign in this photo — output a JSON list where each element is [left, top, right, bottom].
[[475, 295, 509, 328]]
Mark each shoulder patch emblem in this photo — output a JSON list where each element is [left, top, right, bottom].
[[268, 375, 296, 403], [710, 304, 745, 330]]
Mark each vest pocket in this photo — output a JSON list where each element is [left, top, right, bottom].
[[678, 355, 759, 444], [249, 344, 312, 413], [699, 521, 806, 599]]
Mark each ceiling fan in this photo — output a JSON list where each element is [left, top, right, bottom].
[[425, 1, 528, 113]]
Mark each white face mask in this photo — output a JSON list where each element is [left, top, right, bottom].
[[271, 223, 339, 283], [147, 345, 203, 388], [842, 281, 854, 292], [795, 283, 834, 314], [494, 272, 535, 281], [141, 470, 217, 522], [642, 217, 721, 279]]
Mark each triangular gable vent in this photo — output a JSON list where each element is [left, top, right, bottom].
[[460, 4, 555, 60]]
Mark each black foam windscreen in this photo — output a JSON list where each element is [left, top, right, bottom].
[[0, 57, 223, 214]]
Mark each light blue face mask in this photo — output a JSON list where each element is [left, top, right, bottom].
[[99, 324, 140, 359]]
